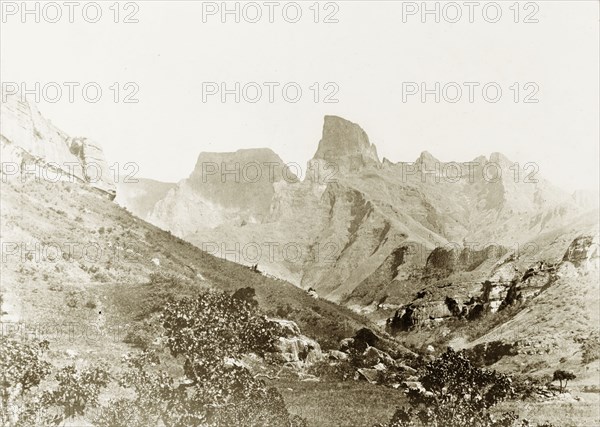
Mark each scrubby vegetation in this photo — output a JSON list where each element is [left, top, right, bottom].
[[375, 348, 551, 427], [1, 289, 305, 427]]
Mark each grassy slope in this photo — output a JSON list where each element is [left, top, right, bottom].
[[0, 178, 381, 352]]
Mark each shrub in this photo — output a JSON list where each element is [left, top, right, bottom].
[[377, 348, 518, 427], [97, 290, 302, 427], [41, 364, 111, 423], [465, 341, 516, 367], [65, 291, 80, 308], [0, 336, 52, 426], [353, 328, 380, 352], [581, 336, 600, 364], [161, 290, 278, 360], [232, 286, 259, 307]]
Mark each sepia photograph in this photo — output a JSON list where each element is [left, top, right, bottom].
[[1, 1, 599, 426]]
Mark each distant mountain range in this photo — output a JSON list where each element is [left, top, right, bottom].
[[116, 114, 598, 309]]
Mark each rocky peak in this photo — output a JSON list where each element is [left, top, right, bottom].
[[0, 91, 116, 199], [312, 115, 380, 172], [414, 151, 440, 170], [190, 148, 291, 182]]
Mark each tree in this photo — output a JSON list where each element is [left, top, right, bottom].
[[552, 370, 576, 393]]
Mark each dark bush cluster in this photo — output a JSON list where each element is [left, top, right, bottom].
[[375, 348, 537, 427]]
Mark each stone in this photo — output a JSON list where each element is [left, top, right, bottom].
[[328, 350, 349, 361], [363, 345, 395, 367], [357, 368, 382, 384], [339, 338, 355, 352]]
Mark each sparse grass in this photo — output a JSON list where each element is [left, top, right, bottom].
[[273, 379, 404, 427], [496, 395, 600, 427]]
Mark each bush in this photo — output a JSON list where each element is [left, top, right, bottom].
[[465, 341, 516, 367], [41, 364, 111, 423], [377, 348, 518, 427], [0, 337, 89, 427], [232, 286, 259, 307], [65, 291, 80, 308], [97, 290, 303, 427], [353, 328, 380, 352], [161, 290, 278, 360], [581, 336, 600, 364]]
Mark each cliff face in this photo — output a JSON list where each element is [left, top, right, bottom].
[[0, 92, 116, 199], [310, 115, 380, 176], [147, 148, 295, 237], [119, 114, 593, 311]]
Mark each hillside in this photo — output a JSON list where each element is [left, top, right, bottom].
[[0, 176, 378, 353]]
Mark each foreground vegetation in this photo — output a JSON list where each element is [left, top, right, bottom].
[[3, 283, 584, 427]]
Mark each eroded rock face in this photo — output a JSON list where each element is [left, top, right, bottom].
[[311, 115, 380, 176], [563, 235, 599, 270], [0, 91, 116, 199], [148, 148, 295, 235], [268, 318, 323, 364]]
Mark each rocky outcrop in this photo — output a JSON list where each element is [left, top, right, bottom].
[[116, 178, 176, 219], [269, 318, 323, 365], [310, 115, 380, 177], [562, 235, 599, 269], [148, 148, 294, 235], [426, 244, 507, 274], [0, 91, 116, 199]]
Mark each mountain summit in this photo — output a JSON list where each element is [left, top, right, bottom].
[[312, 115, 380, 171]]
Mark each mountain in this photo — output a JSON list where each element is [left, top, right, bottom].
[[116, 178, 176, 219], [0, 91, 116, 199], [0, 96, 379, 353], [121, 115, 595, 310]]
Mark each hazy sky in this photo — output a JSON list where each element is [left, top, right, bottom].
[[1, 1, 598, 192]]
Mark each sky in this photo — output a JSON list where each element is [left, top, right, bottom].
[[1, 0, 598, 192]]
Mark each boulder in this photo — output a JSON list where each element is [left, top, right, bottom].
[[402, 381, 426, 393], [356, 368, 382, 384], [363, 345, 395, 367], [339, 337, 355, 352], [269, 318, 323, 365], [394, 362, 417, 375], [328, 350, 349, 361]]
